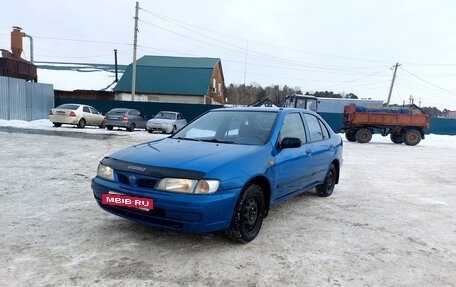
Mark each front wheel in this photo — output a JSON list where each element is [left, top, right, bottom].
[[53, 123, 62, 127], [226, 184, 265, 243], [316, 163, 337, 197], [355, 128, 372, 143]]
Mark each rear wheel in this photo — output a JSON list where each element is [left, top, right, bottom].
[[403, 129, 421, 146], [106, 125, 113, 130], [345, 129, 356, 142], [77, 118, 86, 129], [355, 128, 372, 143], [316, 163, 336, 197], [226, 184, 265, 243], [390, 131, 404, 144], [53, 123, 62, 127], [128, 123, 135, 132]]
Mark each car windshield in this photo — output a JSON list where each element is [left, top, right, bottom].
[[155, 112, 177, 120], [57, 104, 80, 110], [172, 110, 278, 145], [108, 108, 128, 114]]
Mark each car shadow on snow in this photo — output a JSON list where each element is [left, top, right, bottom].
[[93, 189, 323, 247]]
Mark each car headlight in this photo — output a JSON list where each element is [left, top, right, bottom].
[[156, 178, 220, 194], [97, 163, 114, 181]]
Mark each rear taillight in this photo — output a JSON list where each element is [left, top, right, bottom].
[[69, 111, 76, 117], [49, 110, 53, 115], [104, 115, 107, 120], [122, 115, 128, 121]]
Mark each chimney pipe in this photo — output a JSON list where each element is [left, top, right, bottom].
[[23, 33, 34, 62]]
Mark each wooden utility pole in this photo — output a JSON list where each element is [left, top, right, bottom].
[[131, 1, 139, 102], [386, 62, 400, 107]]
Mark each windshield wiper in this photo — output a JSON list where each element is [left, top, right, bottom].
[[201, 138, 235, 144], [174, 137, 200, 142]]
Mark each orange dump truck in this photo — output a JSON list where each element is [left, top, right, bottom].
[[340, 104, 430, 146]]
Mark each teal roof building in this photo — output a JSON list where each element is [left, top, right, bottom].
[[114, 55, 225, 104]]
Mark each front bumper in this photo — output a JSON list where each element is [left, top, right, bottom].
[[146, 123, 172, 133], [92, 177, 240, 233]]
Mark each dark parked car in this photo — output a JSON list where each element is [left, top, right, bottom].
[[92, 107, 343, 243], [103, 108, 148, 132]]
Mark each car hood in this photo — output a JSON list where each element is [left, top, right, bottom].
[[107, 138, 264, 175], [147, 119, 174, 124]]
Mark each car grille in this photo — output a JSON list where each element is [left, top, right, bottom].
[[116, 172, 158, 189], [137, 178, 157, 188], [118, 174, 130, 184]]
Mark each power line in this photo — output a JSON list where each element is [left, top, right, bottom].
[[399, 66, 456, 95]]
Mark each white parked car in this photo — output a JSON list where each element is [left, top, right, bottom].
[[146, 111, 187, 134], [49, 104, 104, 129]]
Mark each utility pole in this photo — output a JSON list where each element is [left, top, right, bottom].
[[131, 1, 139, 102], [114, 49, 118, 82], [386, 62, 400, 107]]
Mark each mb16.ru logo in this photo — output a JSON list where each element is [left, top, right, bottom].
[[102, 193, 153, 210]]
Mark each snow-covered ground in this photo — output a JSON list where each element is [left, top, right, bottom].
[[0, 119, 455, 286]]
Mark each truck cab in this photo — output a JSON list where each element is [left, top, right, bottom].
[[283, 95, 318, 112]]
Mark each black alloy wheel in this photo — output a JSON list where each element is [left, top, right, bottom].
[[226, 184, 265, 243], [316, 163, 336, 197]]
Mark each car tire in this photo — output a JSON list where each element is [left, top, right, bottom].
[[77, 118, 86, 129], [403, 129, 421, 146], [172, 125, 177, 134], [355, 128, 372, 143], [128, 123, 135, 132], [106, 126, 113, 130], [316, 163, 336, 197], [226, 184, 265, 243], [147, 129, 153, 134], [53, 123, 62, 127]]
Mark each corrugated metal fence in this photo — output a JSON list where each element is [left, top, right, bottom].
[[0, 76, 54, 120]]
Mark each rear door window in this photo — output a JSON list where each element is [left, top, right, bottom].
[[303, 114, 330, 142]]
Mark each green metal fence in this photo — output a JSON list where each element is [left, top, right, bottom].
[[54, 98, 221, 122]]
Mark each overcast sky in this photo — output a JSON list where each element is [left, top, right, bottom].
[[1, 0, 456, 110]]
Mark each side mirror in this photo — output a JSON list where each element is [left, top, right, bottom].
[[280, 137, 301, 149]]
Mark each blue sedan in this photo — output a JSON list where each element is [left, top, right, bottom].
[[92, 107, 343, 243]]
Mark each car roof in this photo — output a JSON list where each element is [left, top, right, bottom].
[[210, 106, 318, 115], [56, 103, 83, 109], [108, 108, 134, 112]]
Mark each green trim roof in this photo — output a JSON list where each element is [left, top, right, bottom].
[[114, 56, 221, 96]]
